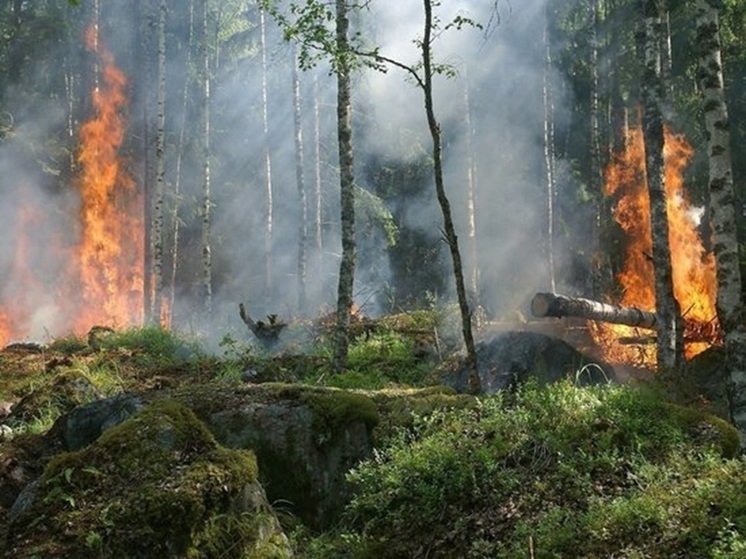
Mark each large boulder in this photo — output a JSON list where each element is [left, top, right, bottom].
[[5, 400, 291, 558], [169, 383, 379, 531], [442, 331, 615, 393]]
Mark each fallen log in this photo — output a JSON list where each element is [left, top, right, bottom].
[[239, 303, 287, 345], [531, 292, 658, 330]]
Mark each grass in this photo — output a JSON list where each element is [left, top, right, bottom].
[[329, 381, 746, 558]]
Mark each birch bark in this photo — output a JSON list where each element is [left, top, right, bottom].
[[639, 0, 683, 371], [695, 0, 746, 446], [332, 0, 356, 373]]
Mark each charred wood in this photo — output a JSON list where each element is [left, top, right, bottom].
[[239, 303, 287, 346], [531, 292, 658, 329]]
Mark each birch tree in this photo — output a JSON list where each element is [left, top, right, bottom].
[[259, 6, 274, 301], [292, 44, 309, 315], [200, 0, 213, 317], [150, 0, 167, 325], [543, 3, 557, 293], [695, 0, 746, 446], [462, 70, 480, 318], [639, 0, 683, 371], [168, 0, 195, 320], [420, 0, 480, 393]]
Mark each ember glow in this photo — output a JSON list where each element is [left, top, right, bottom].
[[0, 26, 142, 346], [591, 125, 720, 366]]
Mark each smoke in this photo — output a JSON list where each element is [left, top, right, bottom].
[[0, 0, 589, 346], [355, 0, 576, 317]]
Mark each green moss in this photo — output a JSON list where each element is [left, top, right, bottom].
[[665, 403, 742, 458], [298, 387, 379, 438], [10, 400, 262, 558]]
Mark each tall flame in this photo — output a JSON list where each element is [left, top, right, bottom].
[[0, 25, 142, 347], [592, 125, 719, 366], [72, 25, 144, 332]]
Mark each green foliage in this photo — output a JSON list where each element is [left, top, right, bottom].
[[98, 326, 202, 368], [354, 185, 398, 247], [340, 382, 746, 558], [48, 334, 89, 354], [345, 331, 429, 385]]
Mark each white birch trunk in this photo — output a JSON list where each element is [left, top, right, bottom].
[[200, 0, 212, 317], [151, 0, 167, 325], [695, 0, 746, 447], [168, 0, 195, 320], [462, 69, 480, 321], [543, 5, 557, 293], [640, 0, 683, 371], [260, 8, 274, 302], [292, 45, 308, 315]]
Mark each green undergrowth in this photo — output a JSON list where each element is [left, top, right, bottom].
[[219, 328, 438, 391], [304, 381, 745, 558]]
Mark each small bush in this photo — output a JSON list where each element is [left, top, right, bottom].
[[99, 326, 202, 366], [342, 381, 746, 558]]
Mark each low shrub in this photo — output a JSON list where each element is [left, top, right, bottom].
[[341, 381, 745, 558]]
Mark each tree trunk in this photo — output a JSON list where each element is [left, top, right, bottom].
[[260, 7, 274, 302], [695, 0, 746, 447], [292, 44, 308, 316], [462, 68, 480, 322], [332, 0, 356, 374], [543, 4, 557, 293], [590, 0, 603, 260], [531, 292, 658, 329], [200, 0, 212, 317], [639, 0, 683, 371], [150, 0, 167, 325], [139, 0, 155, 324], [168, 0, 195, 321], [422, 0, 480, 394], [313, 73, 323, 256], [660, 7, 673, 98]]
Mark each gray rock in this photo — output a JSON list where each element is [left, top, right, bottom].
[[186, 385, 377, 530], [8, 478, 40, 523], [53, 393, 144, 451], [445, 331, 615, 394]]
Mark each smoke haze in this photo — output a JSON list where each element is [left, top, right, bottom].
[[0, 0, 587, 345]]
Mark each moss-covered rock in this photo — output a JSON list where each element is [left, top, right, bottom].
[[5, 400, 290, 558], [170, 383, 378, 531], [364, 385, 476, 444]]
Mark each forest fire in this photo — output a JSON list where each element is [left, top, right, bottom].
[[72, 25, 143, 332], [591, 126, 720, 366], [0, 26, 142, 346]]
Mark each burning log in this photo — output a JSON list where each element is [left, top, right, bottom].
[[531, 292, 658, 330], [239, 303, 287, 346]]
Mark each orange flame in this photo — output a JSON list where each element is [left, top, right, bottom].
[[71, 25, 143, 332], [0, 25, 143, 347], [592, 125, 719, 366]]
